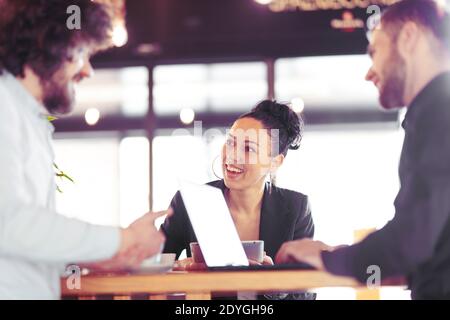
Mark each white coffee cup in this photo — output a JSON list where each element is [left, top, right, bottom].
[[190, 240, 264, 263], [140, 253, 162, 267]]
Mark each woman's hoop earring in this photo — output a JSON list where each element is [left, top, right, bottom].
[[268, 171, 277, 194], [211, 155, 223, 180], [269, 172, 273, 194]]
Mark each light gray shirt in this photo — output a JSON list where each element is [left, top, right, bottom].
[[0, 71, 120, 299]]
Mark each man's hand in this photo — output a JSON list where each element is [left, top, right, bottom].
[[275, 238, 334, 270], [248, 252, 274, 266], [173, 258, 208, 271], [86, 208, 172, 272]]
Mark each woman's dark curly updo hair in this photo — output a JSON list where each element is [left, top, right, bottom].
[[239, 100, 304, 157], [0, 0, 112, 78]]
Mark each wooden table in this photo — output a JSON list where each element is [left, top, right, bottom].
[[61, 270, 365, 300]]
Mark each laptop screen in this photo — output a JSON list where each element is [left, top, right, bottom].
[[179, 181, 249, 267]]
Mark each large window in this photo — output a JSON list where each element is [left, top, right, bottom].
[[275, 55, 379, 110], [53, 57, 405, 250], [276, 124, 404, 245], [54, 135, 150, 228], [71, 67, 149, 117], [153, 62, 268, 115], [152, 130, 225, 212], [53, 136, 121, 226], [151, 124, 405, 246]]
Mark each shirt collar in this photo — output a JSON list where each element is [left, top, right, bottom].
[[2, 71, 55, 132], [3, 71, 50, 116]]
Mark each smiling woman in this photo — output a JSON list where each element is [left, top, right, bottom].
[[223, 100, 303, 194], [160, 100, 315, 300], [161, 100, 313, 264]]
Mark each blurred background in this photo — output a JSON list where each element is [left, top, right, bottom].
[[53, 0, 408, 298]]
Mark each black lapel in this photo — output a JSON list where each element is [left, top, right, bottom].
[[259, 184, 290, 258], [214, 180, 290, 258]]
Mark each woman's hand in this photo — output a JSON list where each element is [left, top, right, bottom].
[[262, 254, 274, 265], [173, 258, 208, 271], [248, 252, 274, 266], [175, 252, 275, 270]]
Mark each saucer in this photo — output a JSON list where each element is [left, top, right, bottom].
[[132, 261, 174, 274], [131, 253, 176, 274]]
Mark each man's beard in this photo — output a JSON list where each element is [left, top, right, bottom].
[[379, 46, 406, 110], [40, 72, 75, 115]]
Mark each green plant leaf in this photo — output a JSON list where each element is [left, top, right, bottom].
[[47, 116, 58, 122], [53, 162, 75, 192]]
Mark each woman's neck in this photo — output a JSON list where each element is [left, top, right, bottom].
[[226, 182, 265, 216]]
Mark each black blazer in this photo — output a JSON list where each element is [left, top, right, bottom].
[[321, 72, 450, 299], [161, 180, 314, 259]]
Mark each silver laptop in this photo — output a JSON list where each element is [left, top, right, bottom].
[[179, 180, 249, 267], [178, 181, 314, 271]]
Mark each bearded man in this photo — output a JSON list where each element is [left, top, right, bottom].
[[0, 0, 168, 299], [276, 0, 450, 300]]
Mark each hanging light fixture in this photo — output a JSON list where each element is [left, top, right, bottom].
[[112, 22, 128, 47], [95, 0, 128, 47], [180, 108, 196, 125], [254, 0, 273, 4]]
